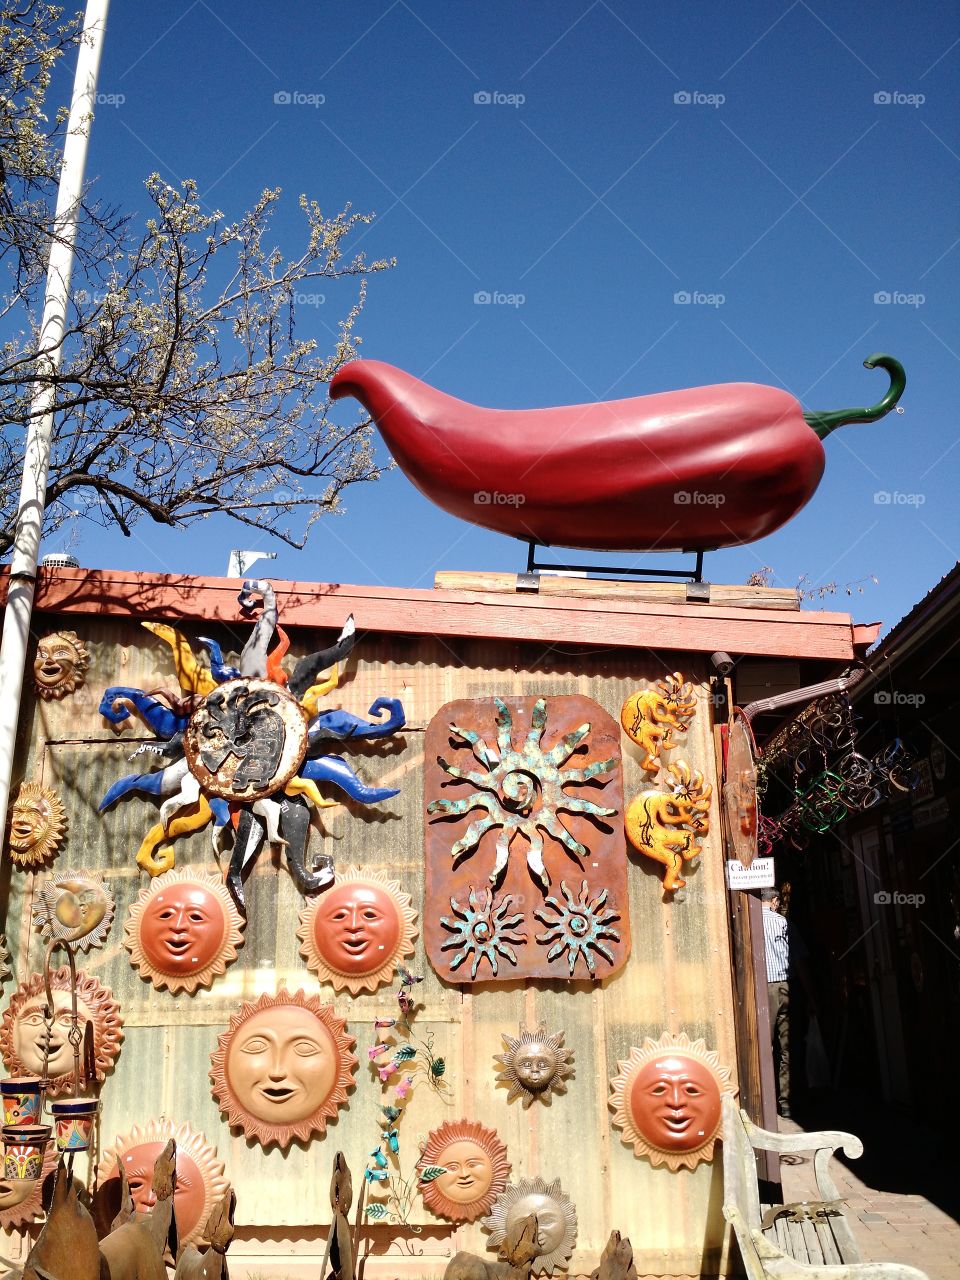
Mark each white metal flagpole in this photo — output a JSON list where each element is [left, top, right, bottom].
[[0, 0, 111, 847]]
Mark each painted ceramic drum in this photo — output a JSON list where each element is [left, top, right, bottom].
[[2, 1124, 51, 1180], [296, 867, 417, 994], [50, 1098, 100, 1152], [1, 1077, 43, 1124], [210, 989, 357, 1149], [124, 867, 244, 994], [608, 1031, 735, 1170]]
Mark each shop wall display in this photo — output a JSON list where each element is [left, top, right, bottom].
[[0, 606, 735, 1278]]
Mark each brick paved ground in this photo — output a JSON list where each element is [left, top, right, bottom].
[[778, 1099, 960, 1280]]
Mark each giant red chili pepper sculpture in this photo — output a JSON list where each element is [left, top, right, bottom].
[[329, 354, 904, 552]]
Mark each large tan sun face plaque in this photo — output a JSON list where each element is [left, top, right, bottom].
[[296, 866, 418, 994], [417, 1119, 510, 1223], [494, 1025, 574, 1109], [484, 1175, 578, 1276], [0, 967, 123, 1097], [33, 631, 89, 701], [210, 988, 357, 1148], [8, 780, 67, 868], [608, 1031, 734, 1170], [124, 867, 244, 994], [31, 869, 115, 951], [97, 1119, 228, 1246]]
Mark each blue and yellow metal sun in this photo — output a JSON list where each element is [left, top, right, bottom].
[[98, 581, 404, 915]]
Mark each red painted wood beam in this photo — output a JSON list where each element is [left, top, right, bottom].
[[0, 566, 865, 660]]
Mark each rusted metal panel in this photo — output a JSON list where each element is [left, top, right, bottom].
[[423, 696, 628, 984], [0, 616, 740, 1276]]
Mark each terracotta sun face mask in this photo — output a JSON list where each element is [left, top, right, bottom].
[[210, 989, 356, 1149], [124, 868, 244, 994], [0, 967, 123, 1097], [33, 631, 89, 701], [296, 867, 417, 994], [97, 1119, 228, 1246], [417, 1120, 510, 1223], [608, 1030, 734, 1170]]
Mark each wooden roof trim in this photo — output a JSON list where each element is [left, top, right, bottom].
[[0, 566, 860, 660]]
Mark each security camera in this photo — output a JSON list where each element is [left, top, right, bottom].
[[711, 651, 735, 676]]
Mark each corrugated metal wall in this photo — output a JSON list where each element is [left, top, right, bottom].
[[1, 616, 737, 1278]]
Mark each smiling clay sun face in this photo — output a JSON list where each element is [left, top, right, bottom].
[[297, 866, 417, 994], [210, 989, 356, 1149], [124, 868, 244, 994], [418, 1120, 510, 1223], [608, 1031, 734, 1171]]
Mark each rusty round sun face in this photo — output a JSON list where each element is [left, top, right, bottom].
[[97, 1119, 228, 1246], [124, 868, 245, 994], [210, 989, 356, 1149], [296, 867, 418, 994], [184, 678, 309, 802], [608, 1031, 734, 1170], [417, 1119, 510, 1223]]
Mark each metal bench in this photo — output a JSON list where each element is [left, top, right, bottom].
[[721, 1095, 929, 1279]]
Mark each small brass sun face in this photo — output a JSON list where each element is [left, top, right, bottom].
[[8, 780, 66, 868], [494, 1025, 574, 1109], [32, 869, 114, 951]]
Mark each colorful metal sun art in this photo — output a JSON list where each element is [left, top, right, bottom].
[[440, 888, 527, 979], [424, 696, 629, 984], [98, 580, 405, 915], [534, 880, 621, 977], [428, 697, 617, 890]]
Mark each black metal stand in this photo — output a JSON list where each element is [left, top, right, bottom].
[[523, 539, 706, 583]]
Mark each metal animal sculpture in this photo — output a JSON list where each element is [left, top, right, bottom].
[[99, 580, 405, 915], [624, 762, 712, 893], [98, 1140, 179, 1280], [174, 1193, 236, 1280], [443, 1213, 541, 1280], [329, 355, 905, 552], [21, 1163, 102, 1280], [589, 1231, 638, 1280], [620, 673, 696, 776]]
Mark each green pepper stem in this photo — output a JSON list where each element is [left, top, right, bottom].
[[803, 354, 906, 440]]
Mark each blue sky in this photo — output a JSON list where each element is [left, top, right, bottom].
[[45, 1, 960, 634]]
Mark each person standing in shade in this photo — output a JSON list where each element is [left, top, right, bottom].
[[761, 886, 815, 1118]]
